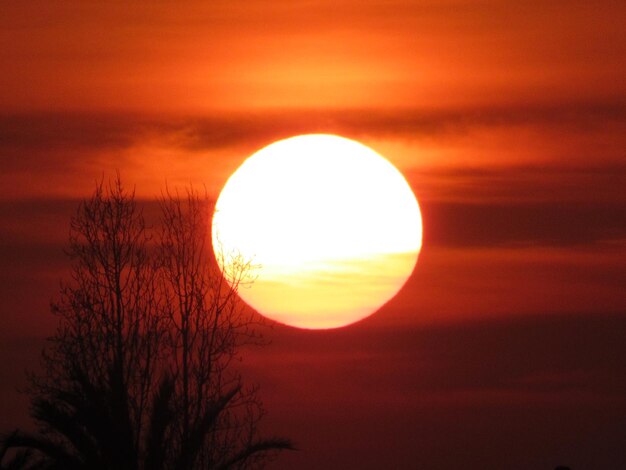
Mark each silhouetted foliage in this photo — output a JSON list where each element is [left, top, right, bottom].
[[1, 177, 292, 469]]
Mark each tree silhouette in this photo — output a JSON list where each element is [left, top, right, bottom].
[[0, 178, 292, 469]]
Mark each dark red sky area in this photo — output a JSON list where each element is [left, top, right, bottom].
[[1, 1, 625, 469]]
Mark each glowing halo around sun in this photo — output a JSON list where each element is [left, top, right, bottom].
[[211, 134, 422, 329]]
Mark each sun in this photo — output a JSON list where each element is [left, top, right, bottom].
[[212, 134, 422, 329]]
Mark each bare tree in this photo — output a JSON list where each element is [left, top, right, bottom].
[[158, 187, 288, 469], [0, 177, 291, 469]]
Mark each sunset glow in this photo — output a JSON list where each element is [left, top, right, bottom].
[[2, 1, 625, 468], [212, 134, 422, 328]]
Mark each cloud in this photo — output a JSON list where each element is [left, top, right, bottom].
[[422, 200, 626, 247], [1, 105, 624, 200], [250, 312, 626, 398], [147, 104, 626, 152], [1, 103, 624, 155], [412, 163, 626, 205]]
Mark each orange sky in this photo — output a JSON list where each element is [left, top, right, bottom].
[[1, 0, 624, 204], [1, 1, 624, 112], [1, 0, 624, 345], [1, 1, 625, 468]]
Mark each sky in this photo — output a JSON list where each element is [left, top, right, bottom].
[[1, 1, 625, 468]]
